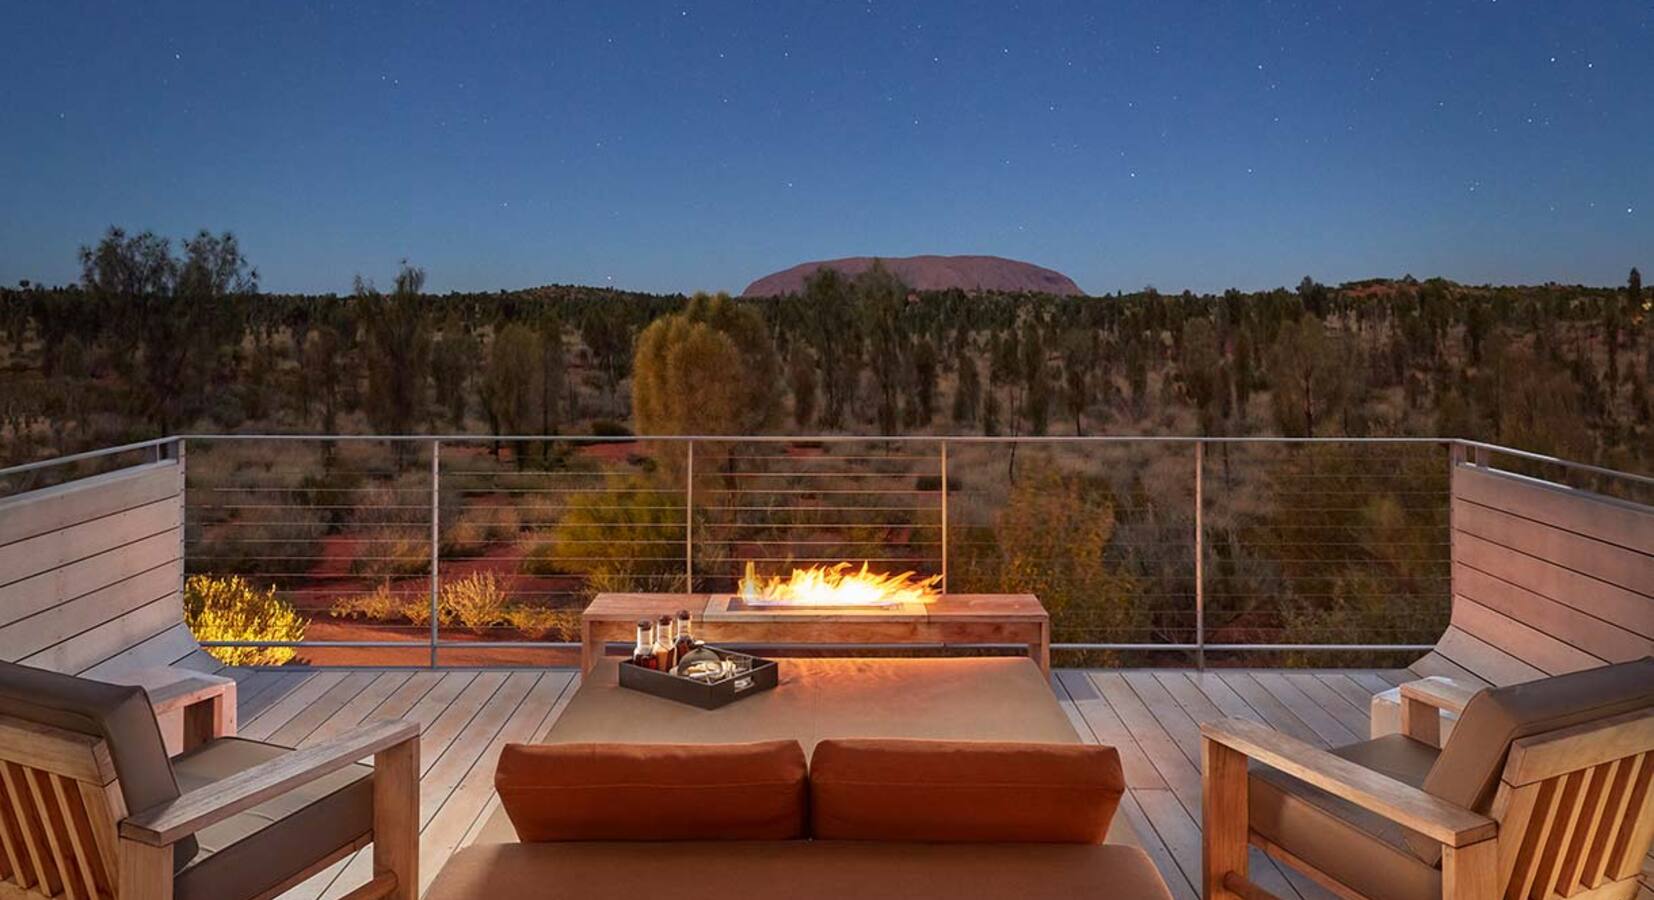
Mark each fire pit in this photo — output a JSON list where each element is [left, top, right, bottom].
[[581, 563, 1048, 675], [714, 561, 943, 616]]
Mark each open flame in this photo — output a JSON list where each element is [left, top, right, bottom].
[[737, 561, 942, 607]]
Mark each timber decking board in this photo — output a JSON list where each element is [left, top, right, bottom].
[[223, 665, 1641, 900]]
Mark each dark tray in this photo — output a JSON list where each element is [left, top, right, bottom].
[[618, 647, 779, 709]]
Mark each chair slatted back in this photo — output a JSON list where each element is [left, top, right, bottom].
[[1491, 707, 1654, 900], [0, 715, 124, 899]]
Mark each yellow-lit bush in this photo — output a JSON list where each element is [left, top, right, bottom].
[[501, 604, 580, 640], [185, 575, 306, 666], [440, 571, 511, 630]]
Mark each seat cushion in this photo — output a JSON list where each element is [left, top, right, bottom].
[[172, 737, 373, 900], [1249, 734, 1442, 900], [810, 739, 1124, 843], [0, 661, 196, 870], [1410, 657, 1654, 864], [496, 740, 807, 841], [426, 840, 1174, 900]]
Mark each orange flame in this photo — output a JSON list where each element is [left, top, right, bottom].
[[737, 560, 942, 607]]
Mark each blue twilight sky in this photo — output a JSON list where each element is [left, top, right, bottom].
[[2, 1, 1650, 296]]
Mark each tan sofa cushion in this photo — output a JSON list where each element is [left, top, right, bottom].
[[0, 661, 197, 871], [810, 739, 1124, 843], [496, 740, 807, 841], [425, 840, 1173, 900], [1409, 657, 1654, 864], [1249, 734, 1441, 900], [172, 737, 374, 900]]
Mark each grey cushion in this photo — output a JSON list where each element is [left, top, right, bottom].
[[0, 660, 198, 871], [1409, 657, 1654, 864], [1249, 734, 1442, 900], [172, 737, 374, 900]]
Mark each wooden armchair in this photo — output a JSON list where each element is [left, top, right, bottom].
[[0, 661, 418, 900], [1201, 657, 1654, 900]]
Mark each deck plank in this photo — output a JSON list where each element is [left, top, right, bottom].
[[1090, 672, 1202, 812], [239, 665, 1407, 900]]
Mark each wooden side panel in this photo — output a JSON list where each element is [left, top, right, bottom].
[[1451, 562, 1653, 663], [1453, 465, 1654, 556], [0, 461, 194, 679], [1431, 464, 1654, 684]]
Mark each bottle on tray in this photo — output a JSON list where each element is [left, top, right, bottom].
[[653, 614, 675, 670], [673, 609, 697, 664], [631, 619, 659, 670]]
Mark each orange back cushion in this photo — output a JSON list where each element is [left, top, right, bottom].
[[810, 739, 1124, 843], [497, 740, 808, 841]]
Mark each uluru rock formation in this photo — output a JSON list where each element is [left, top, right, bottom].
[[741, 255, 1083, 297]]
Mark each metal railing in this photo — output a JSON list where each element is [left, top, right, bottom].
[[2, 433, 1647, 668]]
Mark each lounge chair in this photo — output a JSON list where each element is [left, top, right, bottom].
[[1200, 657, 1654, 900], [0, 660, 418, 900]]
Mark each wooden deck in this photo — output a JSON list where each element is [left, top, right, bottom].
[[221, 665, 1653, 900]]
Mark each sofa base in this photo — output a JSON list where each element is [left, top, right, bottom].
[[427, 841, 1173, 900]]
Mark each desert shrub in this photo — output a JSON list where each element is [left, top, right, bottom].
[[329, 581, 405, 621], [185, 575, 306, 666], [501, 604, 581, 640], [520, 475, 685, 594], [345, 478, 434, 577], [347, 526, 430, 577], [439, 502, 521, 557], [189, 500, 327, 579], [440, 571, 511, 630]]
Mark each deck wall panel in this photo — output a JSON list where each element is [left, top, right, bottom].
[[0, 461, 194, 676]]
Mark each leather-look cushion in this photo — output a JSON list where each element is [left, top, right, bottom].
[[172, 737, 373, 900], [426, 841, 1175, 900], [496, 741, 808, 841], [810, 739, 1124, 843], [1409, 657, 1654, 864], [1249, 734, 1441, 900], [0, 661, 198, 871]]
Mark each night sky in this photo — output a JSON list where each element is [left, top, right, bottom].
[[2, 1, 1650, 295]]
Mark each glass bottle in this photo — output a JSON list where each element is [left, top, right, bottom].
[[673, 609, 697, 662], [631, 619, 659, 670], [653, 614, 675, 671]]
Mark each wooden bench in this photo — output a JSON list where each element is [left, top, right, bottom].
[[1372, 460, 1654, 740], [0, 457, 232, 745]]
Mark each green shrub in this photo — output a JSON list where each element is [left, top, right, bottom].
[[185, 575, 306, 666]]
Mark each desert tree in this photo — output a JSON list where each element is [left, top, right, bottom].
[[356, 262, 431, 467], [481, 323, 539, 464], [632, 292, 781, 474], [79, 227, 256, 433]]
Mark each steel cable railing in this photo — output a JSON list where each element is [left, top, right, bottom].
[[4, 433, 1644, 668]]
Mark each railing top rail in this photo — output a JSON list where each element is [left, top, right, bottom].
[[1455, 439, 1654, 489], [3, 433, 1648, 492], [0, 436, 175, 479], [172, 433, 1453, 445]]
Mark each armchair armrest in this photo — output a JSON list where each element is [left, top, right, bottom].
[[1199, 718, 1496, 848], [120, 719, 418, 847], [1399, 677, 1480, 716], [1397, 676, 1480, 747]]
